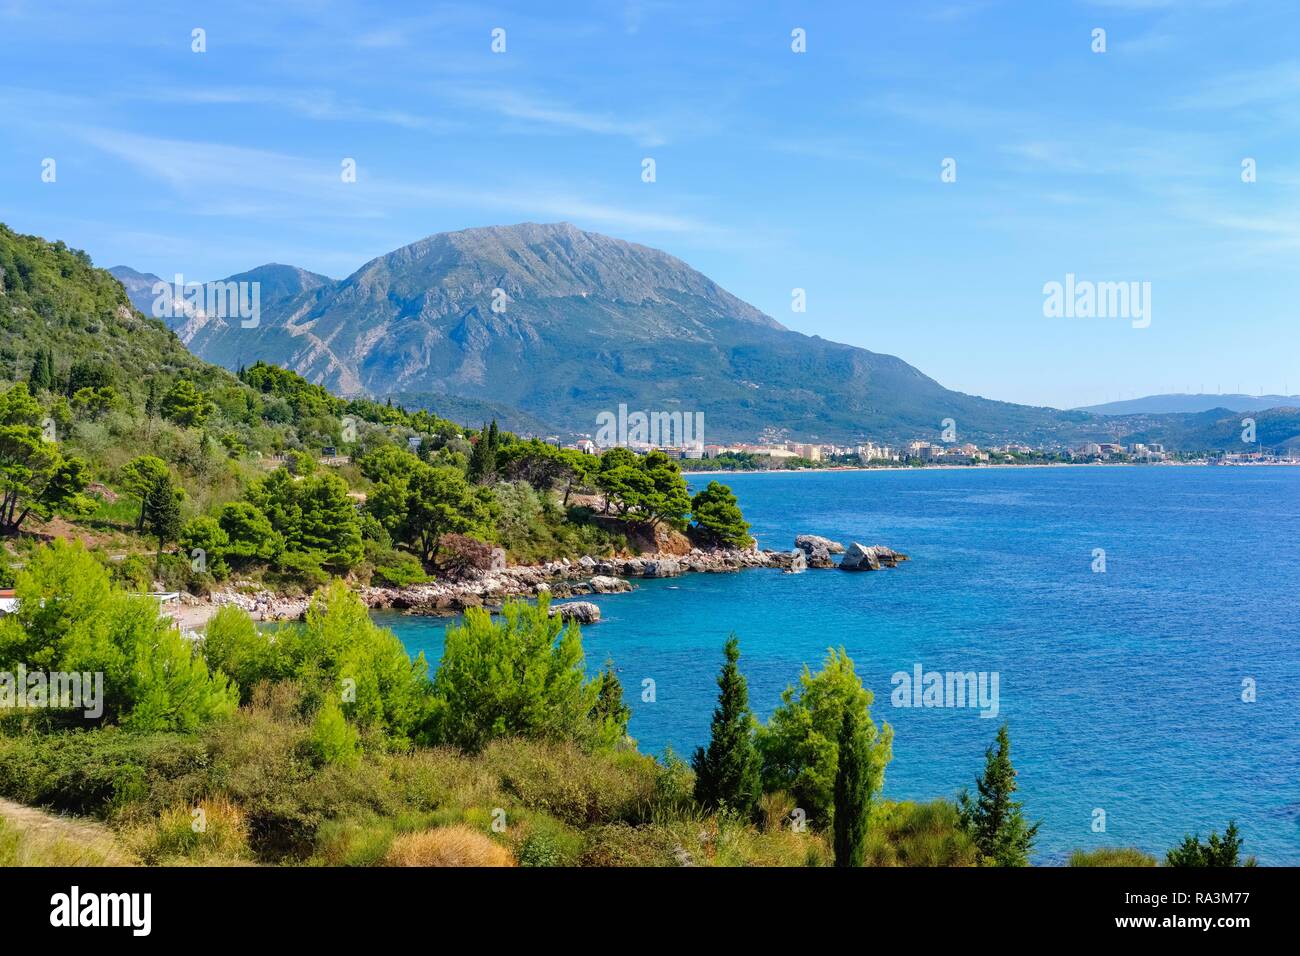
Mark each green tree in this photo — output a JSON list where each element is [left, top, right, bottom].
[[757, 647, 893, 829], [119, 455, 170, 532], [467, 420, 500, 484], [0, 540, 237, 730], [285, 581, 431, 742], [692, 635, 760, 817], [638, 450, 692, 530], [430, 595, 601, 751], [218, 501, 283, 562], [589, 659, 632, 746], [596, 446, 648, 516], [690, 480, 752, 548], [29, 347, 55, 391], [0, 383, 92, 535], [246, 467, 363, 570], [201, 605, 276, 704], [140, 469, 183, 564], [1165, 822, 1253, 867], [179, 515, 230, 578], [160, 378, 212, 427], [368, 462, 494, 564], [833, 705, 874, 867], [958, 723, 1041, 866]]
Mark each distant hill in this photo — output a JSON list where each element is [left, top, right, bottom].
[[122, 221, 1119, 445], [1077, 393, 1300, 416], [2, 226, 232, 396], [108, 263, 333, 333], [1117, 406, 1300, 454], [386, 391, 559, 438]]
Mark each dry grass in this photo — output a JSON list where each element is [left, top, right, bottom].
[[384, 825, 515, 867], [123, 795, 252, 864], [0, 799, 134, 866]]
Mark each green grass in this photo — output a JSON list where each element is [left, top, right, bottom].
[[1069, 846, 1159, 867]]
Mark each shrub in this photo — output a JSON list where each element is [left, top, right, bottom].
[[862, 800, 979, 866], [201, 605, 278, 704], [126, 796, 250, 864], [0, 727, 207, 816], [384, 825, 514, 867], [1165, 822, 1254, 867], [370, 549, 430, 588], [309, 698, 360, 767], [1069, 846, 1158, 867], [434, 533, 496, 578], [479, 738, 659, 826]]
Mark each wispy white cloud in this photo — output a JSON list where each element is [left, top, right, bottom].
[[450, 87, 668, 146], [72, 126, 719, 239], [137, 86, 455, 131], [1178, 59, 1300, 110]]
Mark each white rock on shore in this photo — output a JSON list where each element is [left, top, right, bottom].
[[549, 601, 601, 624]]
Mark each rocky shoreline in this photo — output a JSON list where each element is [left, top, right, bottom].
[[204, 536, 907, 624]]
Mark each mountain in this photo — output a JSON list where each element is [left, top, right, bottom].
[[1078, 393, 1300, 416], [3, 226, 230, 391], [108, 263, 332, 333], [133, 222, 1112, 444], [1118, 406, 1300, 454]]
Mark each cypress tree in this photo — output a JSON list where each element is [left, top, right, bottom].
[[692, 635, 760, 817], [833, 705, 872, 867], [958, 723, 1041, 866], [468, 423, 498, 484], [29, 348, 52, 391]]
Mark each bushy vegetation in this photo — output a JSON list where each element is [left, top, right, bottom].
[[1068, 846, 1158, 867]]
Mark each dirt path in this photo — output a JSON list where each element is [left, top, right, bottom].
[[0, 797, 133, 865]]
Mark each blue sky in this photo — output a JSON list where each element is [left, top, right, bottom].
[[1, 0, 1296, 409]]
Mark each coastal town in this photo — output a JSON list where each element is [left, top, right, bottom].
[[558, 434, 1300, 468]]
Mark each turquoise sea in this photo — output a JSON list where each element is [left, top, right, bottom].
[[377, 466, 1300, 864]]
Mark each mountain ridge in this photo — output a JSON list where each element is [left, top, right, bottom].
[[114, 222, 1110, 444], [1077, 393, 1300, 416]]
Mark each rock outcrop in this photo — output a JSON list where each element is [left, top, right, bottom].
[[795, 534, 845, 555], [838, 543, 909, 571], [549, 601, 601, 624], [207, 534, 908, 622]]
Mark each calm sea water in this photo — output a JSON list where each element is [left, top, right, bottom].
[[377, 466, 1300, 864]]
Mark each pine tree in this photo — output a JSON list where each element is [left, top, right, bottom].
[[692, 635, 760, 817], [958, 723, 1040, 866], [589, 659, 631, 743], [1166, 821, 1252, 867], [141, 470, 183, 567], [833, 705, 872, 867]]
